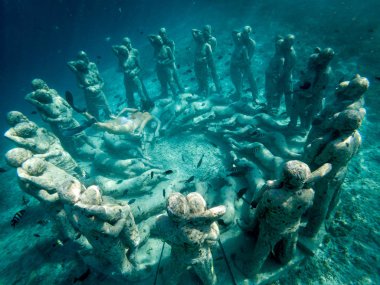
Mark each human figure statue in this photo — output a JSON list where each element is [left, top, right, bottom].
[[59, 181, 146, 278], [5, 149, 90, 248], [154, 192, 226, 285], [306, 74, 368, 145], [302, 109, 363, 237], [279, 34, 296, 117], [25, 78, 96, 157], [230, 26, 258, 102], [158, 27, 185, 93], [241, 161, 328, 277], [112, 38, 153, 110], [202, 25, 221, 93], [67, 51, 112, 120], [289, 48, 335, 131], [265, 36, 285, 113], [148, 34, 179, 98]]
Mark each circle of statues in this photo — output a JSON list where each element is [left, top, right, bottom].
[[4, 25, 368, 284]]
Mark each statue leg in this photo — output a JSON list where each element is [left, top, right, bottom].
[[193, 252, 217, 285], [274, 232, 298, 265], [230, 64, 242, 99]]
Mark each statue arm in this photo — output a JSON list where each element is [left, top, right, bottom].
[[67, 61, 78, 72], [37, 190, 60, 203], [100, 218, 126, 237], [74, 203, 122, 221]]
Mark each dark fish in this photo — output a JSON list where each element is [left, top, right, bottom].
[[0, 167, 7, 173], [185, 69, 192, 74], [150, 171, 154, 179], [227, 171, 246, 177], [176, 64, 181, 69], [164, 170, 173, 175], [210, 142, 218, 148], [217, 55, 223, 60], [197, 154, 205, 168], [128, 199, 136, 205], [163, 189, 166, 198], [116, 180, 123, 184], [375, 76, 380, 81], [96, 55, 102, 59], [137, 206, 141, 211], [65, 91, 86, 113], [74, 268, 91, 283], [181, 154, 186, 162], [184, 176, 195, 183], [11, 209, 26, 227], [299, 81, 311, 90], [215, 256, 224, 261], [22, 196, 30, 206], [31, 111, 37, 115], [33, 233, 41, 238], [237, 187, 249, 199], [37, 219, 48, 226], [190, 77, 195, 81], [217, 219, 227, 226], [139, 31, 144, 35]]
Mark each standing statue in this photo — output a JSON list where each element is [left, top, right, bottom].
[[230, 26, 258, 102], [202, 25, 221, 93], [289, 48, 335, 131], [148, 34, 179, 98], [112, 38, 153, 110], [154, 192, 226, 285], [158, 27, 185, 93], [67, 51, 112, 120]]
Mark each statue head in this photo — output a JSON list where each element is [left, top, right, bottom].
[[241, 25, 252, 40], [58, 179, 85, 204], [5, 148, 33, 168], [282, 160, 311, 190], [282, 34, 295, 50], [203, 25, 212, 38], [333, 109, 363, 132], [75, 60, 88, 72], [317, 48, 335, 66], [335, 74, 369, 101], [80, 185, 102, 205], [77, 50, 89, 63], [166, 192, 189, 222], [31, 78, 48, 91], [159, 27, 168, 39], [34, 89, 53, 104], [22, 157, 47, 176], [14, 121, 38, 138], [122, 37, 132, 50], [6, 111, 29, 127]]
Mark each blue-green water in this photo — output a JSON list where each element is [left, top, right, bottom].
[[0, 1, 379, 284]]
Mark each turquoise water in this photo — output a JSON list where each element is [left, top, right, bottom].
[[0, 1, 379, 284]]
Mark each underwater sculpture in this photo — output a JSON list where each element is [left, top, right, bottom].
[[230, 26, 258, 102], [306, 74, 368, 145], [154, 192, 226, 285], [67, 50, 112, 120], [158, 27, 185, 93], [25, 78, 96, 157], [289, 47, 335, 131], [112, 39, 153, 110], [148, 34, 179, 98], [58, 180, 148, 280], [5, 149, 90, 248], [241, 160, 330, 277], [4, 112, 84, 178], [302, 109, 363, 237], [279, 34, 297, 117], [265, 36, 285, 113]]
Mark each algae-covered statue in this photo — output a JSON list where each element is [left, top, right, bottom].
[[67, 50, 112, 120], [230, 26, 258, 102], [4, 112, 84, 177], [242, 161, 328, 277], [154, 192, 226, 285], [25, 78, 96, 157], [112, 39, 153, 110], [148, 34, 179, 98], [280, 34, 296, 117], [289, 47, 335, 131], [303, 109, 362, 237]]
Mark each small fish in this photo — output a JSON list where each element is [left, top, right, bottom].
[[227, 171, 246, 177], [163, 189, 166, 198], [190, 77, 195, 81], [11, 209, 26, 227], [181, 154, 186, 162], [33, 233, 41, 238], [299, 81, 311, 90], [217, 55, 223, 60], [375, 76, 380, 81], [74, 268, 91, 283], [37, 219, 48, 226], [209, 142, 218, 148], [22, 196, 30, 206], [217, 219, 227, 226], [137, 206, 141, 211], [128, 199, 136, 205], [116, 180, 123, 184], [185, 69, 192, 74], [164, 170, 173, 175], [0, 167, 7, 173], [237, 187, 249, 199], [215, 256, 224, 261], [176, 64, 181, 69], [196, 154, 204, 168], [150, 171, 154, 179], [31, 111, 37, 115], [184, 176, 195, 183], [139, 31, 144, 35]]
